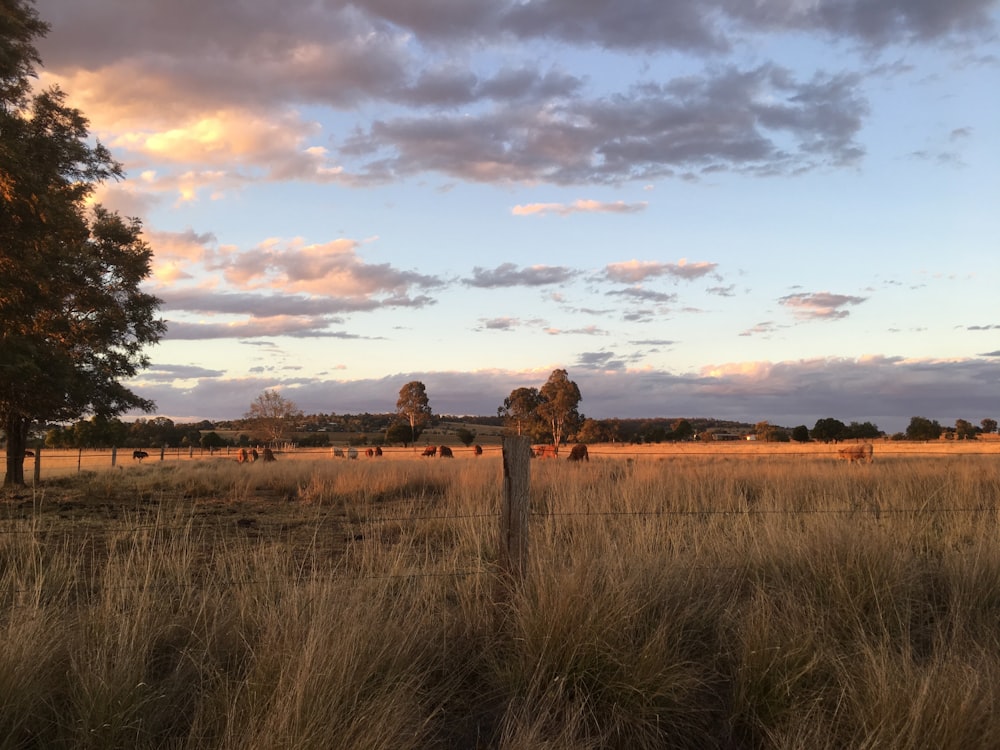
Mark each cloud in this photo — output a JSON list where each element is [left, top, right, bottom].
[[512, 199, 648, 217], [778, 292, 867, 320], [342, 65, 869, 184], [464, 263, 578, 288], [163, 317, 370, 341], [606, 287, 678, 304], [604, 258, 719, 283], [740, 321, 782, 337], [130, 356, 1000, 436], [544, 325, 608, 336]]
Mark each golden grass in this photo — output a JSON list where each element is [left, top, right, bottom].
[[2, 447, 1000, 748]]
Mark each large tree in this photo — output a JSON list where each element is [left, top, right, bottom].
[[1, 0, 164, 485], [536, 369, 582, 449], [498, 386, 542, 437], [396, 380, 432, 445], [244, 390, 302, 444]]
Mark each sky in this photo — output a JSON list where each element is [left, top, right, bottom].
[[30, 0, 1000, 433]]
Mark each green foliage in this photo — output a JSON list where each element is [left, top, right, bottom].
[[537, 369, 583, 447], [455, 427, 476, 447], [396, 381, 432, 443], [498, 386, 543, 438], [385, 421, 420, 446], [906, 416, 942, 441], [791, 425, 811, 442], [199, 431, 228, 449], [812, 418, 847, 443], [1, 4, 163, 484]]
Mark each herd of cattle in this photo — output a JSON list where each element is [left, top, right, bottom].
[[121, 441, 874, 465]]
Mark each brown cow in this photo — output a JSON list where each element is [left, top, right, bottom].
[[837, 443, 873, 464], [421, 446, 437, 457], [532, 445, 558, 459], [568, 444, 589, 462], [366, 448, 375, 458], [439, 445, 454, 458], [262, 448, 276, 462], [237, 448, 249, 464], [249, 448, 259, 462], [474, 444, 483, 456], [374, 446, 383, 457]]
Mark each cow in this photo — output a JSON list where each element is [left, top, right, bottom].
[[250, 448, 259, 462], [237, 448, 249, 464], [474, 444, 483, 456], [421, 446, 437, 457], [837, 444, 874, 464], [439, 445, 454, 458], [333, 447, 345, 458], [366, 448, 375, 458], [532, 445, 558, 459], [262, 448, 276, 462], [132, 450, 149, 461], [347, 447, 359, 460], [568, 444, 589, 462], [374, 446, 383, 457]]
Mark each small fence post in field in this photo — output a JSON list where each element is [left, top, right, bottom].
[[111, 447, 117, 467], [77, 448, 82, 474], [499, 435, 531, 584], [33, 448, 41, 484], [160, 444, 166, 462]]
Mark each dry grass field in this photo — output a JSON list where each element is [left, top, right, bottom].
[[3, 441, 1000, 748]]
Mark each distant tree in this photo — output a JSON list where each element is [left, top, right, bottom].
[[955, 419, 977, 440], [199, 431, 227, 449], [845, 421, 881, 440], [498, 387, 543, 437], [811, 418, 847, 443], [980, 418, 997, 435], [396, 381, 432, 445], [1, 4, 165, 484], [670, 419, 695, 441], [385, 421, 419, 447], [244, 390, 302, 444], [576, 418, 608, 444], [537, 369, 582, 447], [455, 427, 476, 447], [791, 425, 811, 442], [905, 416, 942, 441]]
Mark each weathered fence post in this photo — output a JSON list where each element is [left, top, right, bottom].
[[33, 448, 41, 484], [499, 435, 531, 583], [160, 444, 166, 462], [77, 448, 82, 473], [111, 447, 117, 467]]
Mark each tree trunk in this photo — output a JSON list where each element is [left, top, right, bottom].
[[3, 415, 28, 487]]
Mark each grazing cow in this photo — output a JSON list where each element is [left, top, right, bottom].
[[421, 446, 437, 457], [474, 444, 483, 456], [237, 448, 249, 464], [374, 446, 383, 457], [132, 450, 149, 461], [333, 446, 345, 458], [262, 448, 276, 462], [366, 448, 375, 458], [347, 447, 359, 460], [439, 445, 454, 458], [250, 448, 259, 462], [568, 444, 589, 462], [532, 444, 558, 459], [837, 444, 874, 464]]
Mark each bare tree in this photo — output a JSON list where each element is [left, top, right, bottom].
[[244, 390, 302, 444]]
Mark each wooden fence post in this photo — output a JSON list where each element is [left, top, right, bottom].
[[111, 447, 117, 467], [33, 448, 41, 484], [499, 435, 531, 583], [160, 444, 166, 461], [77, 448, 82, 473]]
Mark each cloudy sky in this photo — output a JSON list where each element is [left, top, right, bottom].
[[34, 0, 999, 433]]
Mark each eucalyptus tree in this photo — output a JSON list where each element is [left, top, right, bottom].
[[1, 0, 164, 485], [396, 380, 432, 445]]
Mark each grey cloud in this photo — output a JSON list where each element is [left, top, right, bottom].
[[606, 287, 678, 304], [604, 259, 719, 283], [158, 289, 360, 317], [968, 324, 1000, 330], [344, 65, 868, 184], [141, 364, 226, 380], [132, 357, 1000, 436], [465, 263, 578, 288], [575, 351, 631, 371], [163, 318, 369, 340]]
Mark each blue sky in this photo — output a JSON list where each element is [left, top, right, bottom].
[[33, 0, 1000, 433]]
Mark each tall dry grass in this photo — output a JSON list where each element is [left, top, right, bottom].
[[2, 451, 1000, 748]]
